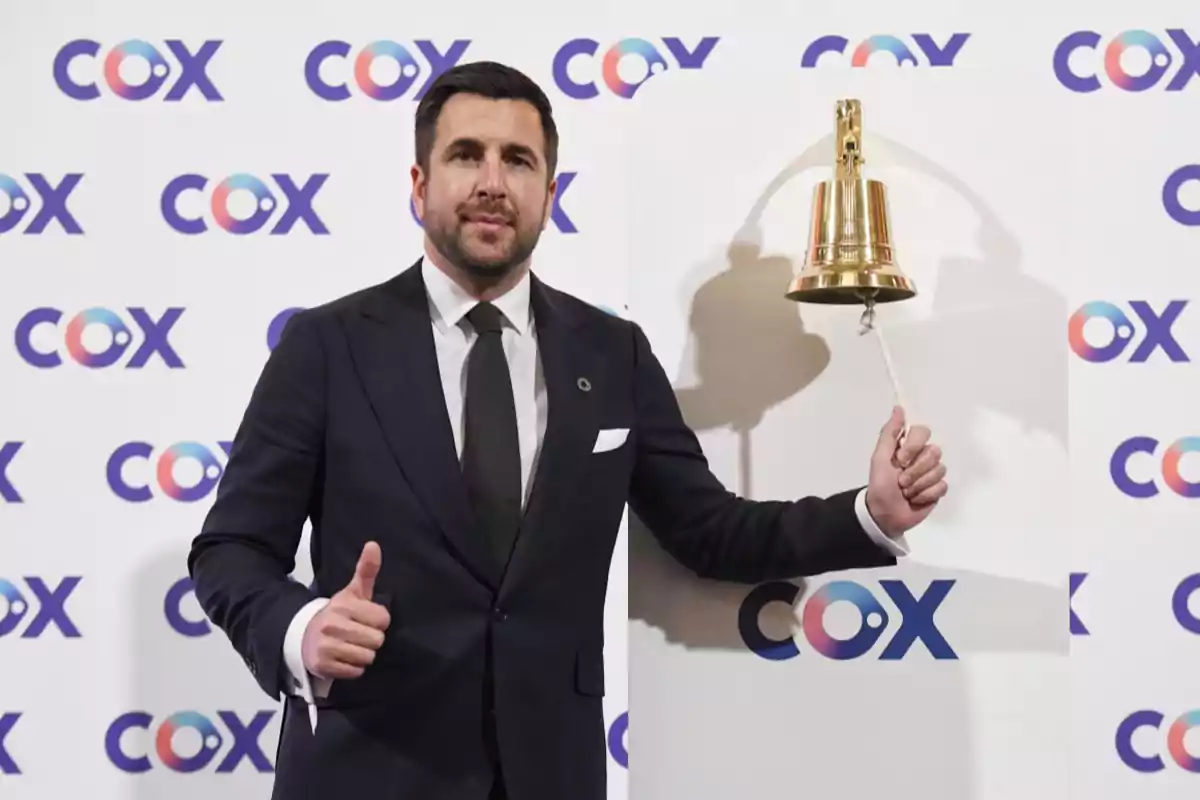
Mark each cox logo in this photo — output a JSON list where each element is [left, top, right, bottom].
[[0, 713, 20, 775], [410, 172, 579, 233], [737, 579, 956, 661], [306, 40, 470, 101], [54, 39, 222, 101], [0, 442, 22, 503], [107, 441, 232, 503], [0, 577, 82, 638], [165, 578, 209, 637], [1070, 573, 1089, 635], [268, 308, 304, 351], [15, 307, 185, 369], [1164, 166, 1200, 226], [1117, 710, 1200, 772], [1172, 574, 1200, 634], [162, 173, 330, 235], [1111, 436, 1200, 498], [552, 37, 719, 99], [0, 173, 84, 235], [1067, 301, 1189, 363], [106, 711, 275, 773], [1054, 29, 1200, 92], [801, 33, 970, 68], [607, 711, 627, 769]]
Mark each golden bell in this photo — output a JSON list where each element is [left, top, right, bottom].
[[786, 99, 916, 304]]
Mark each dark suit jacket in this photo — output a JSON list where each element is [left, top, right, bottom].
[[187, 259, 896, 800]]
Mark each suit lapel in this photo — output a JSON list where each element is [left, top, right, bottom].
[[346, 261, 502, 590], [502, 275, 599, 589]]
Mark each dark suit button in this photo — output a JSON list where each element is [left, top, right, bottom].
[[492, 607, 506, 621]]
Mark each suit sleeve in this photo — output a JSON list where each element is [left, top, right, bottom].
[[626, 321, 896, 583], [186, 310, 325, 699]]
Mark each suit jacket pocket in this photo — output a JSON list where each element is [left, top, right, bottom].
[[591, 427, 630, 454]]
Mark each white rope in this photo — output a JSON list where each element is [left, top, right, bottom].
[[860, 301, 910, 440]]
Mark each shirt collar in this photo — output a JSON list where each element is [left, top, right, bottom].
[[421, 257, 532, 336]]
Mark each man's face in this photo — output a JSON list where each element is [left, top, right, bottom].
[[412, 93, 556, 280]]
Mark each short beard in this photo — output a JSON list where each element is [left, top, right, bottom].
[[436, 224, 538, 282], [425, 199, 546, 284]]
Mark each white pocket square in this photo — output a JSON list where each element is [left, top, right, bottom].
[[592, 428, 629, 453]]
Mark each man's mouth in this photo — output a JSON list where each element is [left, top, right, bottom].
[[463, 212, 511, 228]]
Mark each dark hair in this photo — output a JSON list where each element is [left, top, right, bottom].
[[414, 61, 559, 181]]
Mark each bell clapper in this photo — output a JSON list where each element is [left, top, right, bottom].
[[858, 295, 877, 334]]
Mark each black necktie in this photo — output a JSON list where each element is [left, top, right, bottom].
[[462, 301, 522, 568]]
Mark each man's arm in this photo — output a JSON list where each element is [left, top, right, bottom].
[[856, 491, 910, 557], [187, 310, 325, 700], [626, 322, 900, 584]]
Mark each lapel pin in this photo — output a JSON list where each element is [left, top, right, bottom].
[[577, 377, 592, 392]]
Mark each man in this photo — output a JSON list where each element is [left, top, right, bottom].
[[187, 61, 947, 800]]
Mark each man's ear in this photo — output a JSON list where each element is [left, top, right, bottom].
[[541, 175, 558, 229], [411, 164, 425, 221]]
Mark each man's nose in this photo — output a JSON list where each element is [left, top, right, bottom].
[[476, 154, 506, 195]]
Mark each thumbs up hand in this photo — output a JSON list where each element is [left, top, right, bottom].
[[864, 406, 948, 539], [301, 541, 391, 681], [344, 540, 382, 601]]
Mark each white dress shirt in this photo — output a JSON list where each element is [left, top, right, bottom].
[[282, 258, 908, 732]]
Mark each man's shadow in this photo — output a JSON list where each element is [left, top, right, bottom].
[[127, 537, 311, 800], [628, 133, 1069, 798]]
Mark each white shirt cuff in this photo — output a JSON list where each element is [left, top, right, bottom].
[[283, 596, 334, 733], [855, 488, 909, 557]]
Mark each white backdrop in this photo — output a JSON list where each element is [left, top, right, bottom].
[[2, 0, 1199, 798]]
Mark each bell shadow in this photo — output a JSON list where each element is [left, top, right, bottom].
[[628, 133, 1069, 797], [671, 239, 831, 495]]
